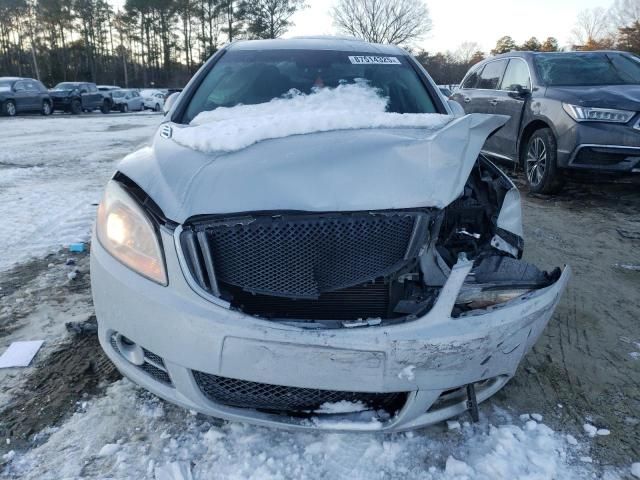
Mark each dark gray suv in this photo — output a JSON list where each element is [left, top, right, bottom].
[[452, 51, 640, 193]]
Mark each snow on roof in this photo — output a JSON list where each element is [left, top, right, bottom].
[[228, 36, 404, 54], [172, 82, 452, 154]]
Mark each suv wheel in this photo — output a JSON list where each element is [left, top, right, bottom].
[[70, 99, 82, 115], [3, 100, 16, 116], [121, 103, 128, 113], [100, 100, 111, 114], [523, 128, 564, 194], [41, 101, 52, 116], [154, 103, 161, 112]]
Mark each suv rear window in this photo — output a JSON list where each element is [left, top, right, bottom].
[[535, 53, 640, 86], [182, 49, 438, 123]]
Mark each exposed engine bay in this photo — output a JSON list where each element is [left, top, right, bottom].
[[176, 156, 560, 326]]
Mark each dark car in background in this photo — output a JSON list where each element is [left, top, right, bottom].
[[452, 51, 640, 193], [0, 77, 52, 116], [49, 81, 107, 114]]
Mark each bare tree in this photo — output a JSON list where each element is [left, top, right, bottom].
[[453, 41, 481, 63], [572, 7, 615, 49], [331, 0, 432, 45], [609, 0, 640, 28]]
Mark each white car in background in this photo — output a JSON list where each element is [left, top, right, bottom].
[[140, 89, 165, 111]]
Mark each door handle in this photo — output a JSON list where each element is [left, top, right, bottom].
[[489, 99, 499, 106], [463, 96, 471, 103]]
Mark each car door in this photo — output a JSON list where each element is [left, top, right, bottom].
[[452, 63, 484, 113], [472, 59, 508, 153], [87, 84, 101, 109], [79, 84, 91, 109], [12, 81, 32, 112], [24, 80, 40, 110], [132, 91, 143, 110], [489, 58, 532, 160]]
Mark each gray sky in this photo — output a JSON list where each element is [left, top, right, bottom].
[[285, 0, 614, 52]]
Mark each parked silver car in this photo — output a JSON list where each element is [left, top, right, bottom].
[[91, 37, 569, 432], [111, 89, 144, 112]]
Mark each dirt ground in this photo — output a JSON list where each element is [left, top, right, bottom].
[[0, 172, 638, 471]]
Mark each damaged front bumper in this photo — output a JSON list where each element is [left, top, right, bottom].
[[91, 227, 570, 432]]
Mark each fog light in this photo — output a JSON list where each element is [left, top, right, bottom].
[[115, 334, 145, 366]]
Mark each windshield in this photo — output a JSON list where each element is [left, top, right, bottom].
[[183, 49, 437, 123], [535, 53, 640, 86], [54, 82, 80, 90]]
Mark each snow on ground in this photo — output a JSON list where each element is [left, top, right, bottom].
[[2, 379, 618, 480], [0, 114, 161, 272], [173, 82, 452, 153]]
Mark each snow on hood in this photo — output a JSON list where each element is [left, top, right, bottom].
[[118, 112, 507, 223], [172, 82, 454, 153]]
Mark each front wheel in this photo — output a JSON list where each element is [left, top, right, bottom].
[[154, 103, 161, 112], [41, 101, 52, 116], [100, 100, 111, 114], [3, 100, 16, 117], [523, 128, 564, 194], [121, 103, 128, 113], [70, 99, 82, 115]]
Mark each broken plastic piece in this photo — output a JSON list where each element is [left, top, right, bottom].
[[69, 242, 86, 253], [0, 340, 44, 368]]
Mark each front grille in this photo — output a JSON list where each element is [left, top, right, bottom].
[[193, 371, 406, 413], [180, 210, 430, 303]]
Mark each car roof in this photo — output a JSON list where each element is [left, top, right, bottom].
[[0, 77, 24, 82], [491, 50, 633, 61], [227, 36, 406, 55]]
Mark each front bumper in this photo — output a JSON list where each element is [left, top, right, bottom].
[[91, 227, 570, 432], [51, 96, 71, 110], [556, 120, 640, 172]]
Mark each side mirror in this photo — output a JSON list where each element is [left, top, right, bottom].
[[509, 85, 531, 98], [163, 92, 180, 115], [447, 99, 465, 117]]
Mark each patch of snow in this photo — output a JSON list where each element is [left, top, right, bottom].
[[632, 462, 640, 478], [154, 461, 194, 480], [583, 423, 598, 437], [531, 413, 543, 422], [2, 380, 605, 479], [596, 429, 610, 436], [567, 434, 578, 445], [519, 413, 530, 421], [314, 400, 368, 414], [580, 456, 593, 463], [398, 365, 416, 381], [173, 82, 453, 154], [97, 443, 120, 457], [446, 420, 461, 431], [630, 352, 640, 360]]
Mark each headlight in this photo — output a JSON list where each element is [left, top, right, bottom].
[[456, 286, 533, 309], [96, 180, 167, 285], [562, 103, 635, 123]]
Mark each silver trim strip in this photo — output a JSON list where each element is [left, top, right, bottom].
[[173, 225, 231, 309], [480, 149, 516, 162]]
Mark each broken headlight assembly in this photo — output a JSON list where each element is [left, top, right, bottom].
[[96, 180, 167, 285], [562, 103, 635, 123]]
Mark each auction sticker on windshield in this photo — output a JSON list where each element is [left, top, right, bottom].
[[348, 56, 401, 65]]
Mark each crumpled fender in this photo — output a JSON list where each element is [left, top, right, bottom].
[[117, 113, 508, 224]]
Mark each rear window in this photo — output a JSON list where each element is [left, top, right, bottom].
[[535, 53, 640, 86], [183, 49, 438, 123]]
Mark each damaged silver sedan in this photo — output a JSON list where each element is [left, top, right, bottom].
[[91, 37, 570, 431]]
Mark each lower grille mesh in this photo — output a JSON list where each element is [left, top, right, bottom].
[[193, 371, 406, 413]]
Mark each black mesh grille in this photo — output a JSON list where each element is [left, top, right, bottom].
[[181, 211, 428, 300], [109, 334, 172, 386], [193, 371, 406, 413]]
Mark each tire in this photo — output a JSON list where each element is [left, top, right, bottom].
[[70, 99, 82, 115], [522, 128, 564, 194], [3, 100, 16, 117], [121, 103, 128, 113], [41, 101, 52, 116], [100, 100, 111, 114], [154, 103, 161, 112]]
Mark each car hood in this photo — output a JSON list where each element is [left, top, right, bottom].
[[118, 113, 508, 224], [546, 85, 640, 111], [49, 89, 74, 95]]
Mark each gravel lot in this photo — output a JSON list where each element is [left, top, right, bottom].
[[0, 114, 638, 479]]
